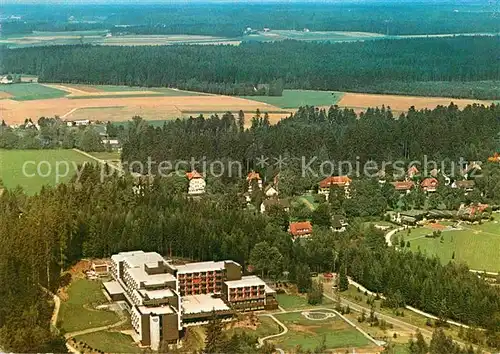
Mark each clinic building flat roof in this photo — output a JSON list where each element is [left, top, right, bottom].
[[182, 294, 231, 315], [225, 275, 266, 288]]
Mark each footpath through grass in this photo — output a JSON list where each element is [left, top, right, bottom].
[[241, 90, 343, 109], [0, 83, 68, 100], [58, 278, 119, 333], [0, 149, 95, 195]]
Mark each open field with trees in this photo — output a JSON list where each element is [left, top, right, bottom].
[[58, 278, 120, 333], [0, 149, 94, 195], [394, 221, 500, 272]]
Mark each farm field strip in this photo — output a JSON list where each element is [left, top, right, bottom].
[[1, 94, 286, 125], [240, 89, 344, 109], [337, 92, 492, 112]]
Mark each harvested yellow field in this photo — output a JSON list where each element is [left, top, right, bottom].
[[41, 83, 161, 97], [0, 92, 13, 99], [336, 92, 492, 113], [0, 95, 290, 125]]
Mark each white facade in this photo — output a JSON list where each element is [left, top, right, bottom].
[[150, 315, 161, 351], [188, 177, 206, 195]]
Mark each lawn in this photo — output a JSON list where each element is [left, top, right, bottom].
[[89, 151, 121, 161], [276, 293, 333, 310], [398, 222, 500, 271], [240, 90, 343, 109], [0, 83, 68, 100], [226, 316, 280, 339], [59, 278, 120, 333], [276, 293, 310, 310], [273, 310, 372, 351], [75, 331, 140, 353], [0, 149, 95, 195]]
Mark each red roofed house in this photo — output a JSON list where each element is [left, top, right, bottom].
[[407, 166, 419, 179], [186, 170, 206, 195], [391, 181, 414, 194], [318, 176, 352, 200], [289, 221, 313, 240], [421, 177, 438, 192], [247, 171, 263, 193]]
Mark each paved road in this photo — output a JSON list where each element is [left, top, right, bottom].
[[257, 313, 288, 353], [65, 316, 128, 339]]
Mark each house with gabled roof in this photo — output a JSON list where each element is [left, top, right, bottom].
[[421, 177, 438, 192], [247, 171, 262, 193], [186, 170, 206, 195], [318, 175, 351, 200], [452, 180, 475, 193], [260, 198, 290, 214], [391, 181, 414, 194], [289, 221, 313, 240], [264, 185, 278, 198]]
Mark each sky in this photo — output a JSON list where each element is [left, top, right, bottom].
[[4, 0, 473, 4]]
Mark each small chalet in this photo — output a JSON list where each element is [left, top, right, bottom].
[[186, 170, 206, 195], [391, 181, 414, 194], [318, 175, 351, 200], [260, 198, 290, 214], [91, 261, 110, 276], [421, 177, 438, 192], [264, 185, 278, 198], [289, 221, 313, 239], [452, 180, 475, 192], [458, 203, 489, 219], [247, 171, 262, 193], [331, 215, 348, 232], [407, 165, 419, 179], [0, 75, 13, 84], [102, 138, 121, 151]]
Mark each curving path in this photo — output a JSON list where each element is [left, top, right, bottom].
[[257, 314, 288, 347]]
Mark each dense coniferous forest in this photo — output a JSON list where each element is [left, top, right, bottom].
[[2, 37, 498, 98], [119, 104, 500, 169], [2, 104, 500, 350], [2, 3, 499, 37], [1, 163, 500, 351]]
